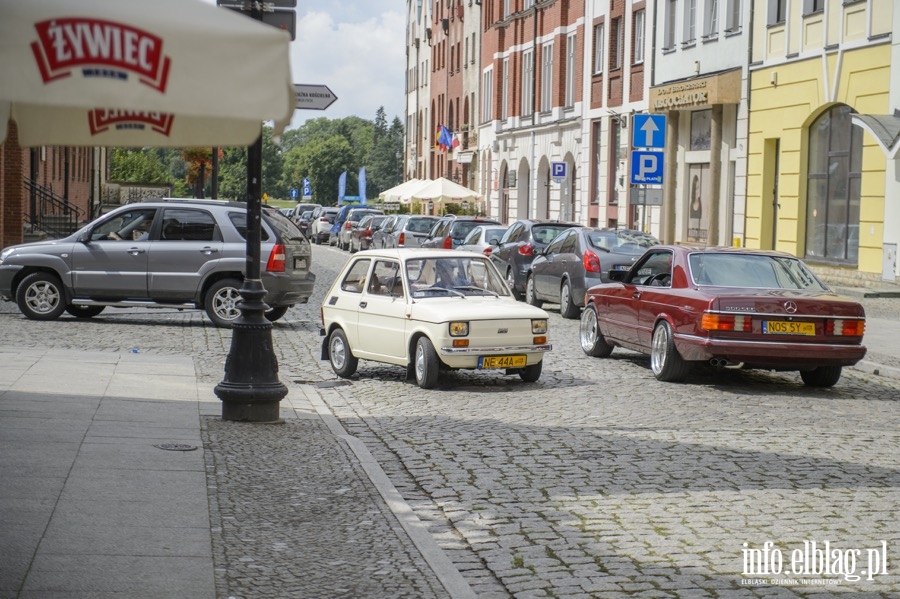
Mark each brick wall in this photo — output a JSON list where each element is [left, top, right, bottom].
[[1, 121, 25, 249]]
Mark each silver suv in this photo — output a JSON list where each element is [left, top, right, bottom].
[[0, 199, 315, 327]]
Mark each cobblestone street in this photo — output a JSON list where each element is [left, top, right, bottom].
[[2, 243, 899, 598]]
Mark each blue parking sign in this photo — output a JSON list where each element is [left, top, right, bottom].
[[630, 151, 664, 185], [551, 162, 567, 178]]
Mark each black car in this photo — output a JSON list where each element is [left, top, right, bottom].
[[490, 219, 580, 299], [526, 227, 659, 318]]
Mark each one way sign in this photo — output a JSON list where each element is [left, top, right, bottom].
[[632, 114, 666, 149]]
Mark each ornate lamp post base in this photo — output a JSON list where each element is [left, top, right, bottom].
[[214, 279, 287, 422]]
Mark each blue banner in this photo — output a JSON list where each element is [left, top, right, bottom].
[[358, 168, 367, 206], [338, 171, 347, 204]]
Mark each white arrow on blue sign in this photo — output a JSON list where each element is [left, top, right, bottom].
[[632, 114, 667, 149], [630, 151, 665, 185]]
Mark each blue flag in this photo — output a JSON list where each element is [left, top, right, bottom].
[[438, 125, 453, 152], [338, 171, 347, 204], [358, 168, 367, 206]]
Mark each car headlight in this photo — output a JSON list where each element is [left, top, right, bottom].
[[449, 321, 469, 337], [532, 319, 548, 334], [0, 248, 14, 264]]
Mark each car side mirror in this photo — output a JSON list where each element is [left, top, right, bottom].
[[608, 269, 628, 282]]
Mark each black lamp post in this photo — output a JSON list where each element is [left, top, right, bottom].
[[214, 5, 287, 422]]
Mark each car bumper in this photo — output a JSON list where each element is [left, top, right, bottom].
[[674, 334, 867, 367], [440, 343, 552, 368], [262, 271, 316, 306], [0, 265, 24, 299]]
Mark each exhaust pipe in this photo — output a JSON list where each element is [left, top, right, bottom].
[[710, 358, 744, 369]]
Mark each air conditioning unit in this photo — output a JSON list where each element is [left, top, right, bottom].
[[441, 18, 449, 33], [491, 140, 499, 152], [425, 28, 432, 40], [508, 172, 517, 187], [414, 37, 420, 48]]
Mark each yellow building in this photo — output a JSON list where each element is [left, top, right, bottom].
[[746, 0, 896, 285]]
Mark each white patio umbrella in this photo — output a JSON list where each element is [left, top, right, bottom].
[[378, 178, 429, 204], [409, 177, 482, 204], [0, 0, 295, 147]]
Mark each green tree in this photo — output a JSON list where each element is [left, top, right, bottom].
[[109, 149, 170, 184]]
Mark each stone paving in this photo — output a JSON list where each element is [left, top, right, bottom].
[[2, 244, 900, 598]]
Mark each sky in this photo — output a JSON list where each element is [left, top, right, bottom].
[[205, 0, 407, 130]]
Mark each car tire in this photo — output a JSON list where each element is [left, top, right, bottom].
[[518, 360, 542, 383], [525, 275, 543, 307], [579, 304, 614, 358], [413, 336, 440, 389], [16, 272, 67, 321], [506, 268, 521, 300], [800, 365, 842, 387], [264, 306, 289, 322], [328, 328, 358, 378], [65, 305, 105, 318], [650, 320, 690, 382], [204, 278, 243, 328], [559, 280, 579, 319]]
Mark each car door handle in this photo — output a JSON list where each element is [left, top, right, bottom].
[[127, 247, 145, 255], [359, 301, 367, 309], [632, 291, 641, 299], [200, 247, 219, 255]]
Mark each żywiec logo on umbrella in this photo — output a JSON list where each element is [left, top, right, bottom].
[[88, 109, 174, 136], [31, 18, 171, 92]]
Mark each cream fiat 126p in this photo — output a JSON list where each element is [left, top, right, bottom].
[[320, 248, 552, 388]]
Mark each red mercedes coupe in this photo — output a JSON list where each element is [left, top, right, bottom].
[[579, 246, 867, 387]]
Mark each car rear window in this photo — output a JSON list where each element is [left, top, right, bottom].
[[407, 217, 438, 233], [228, 212, 272, 241], [689, 253, 829, 290], [263, 209, 305, 240], [532, 225, 573, 245]]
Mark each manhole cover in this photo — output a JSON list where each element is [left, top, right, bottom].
[[153, 443, 198, 451], [315, 380, 352, 388]]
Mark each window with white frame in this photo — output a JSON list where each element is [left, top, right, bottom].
[[565, 32, 576, 107], [802, 0, 824, 15], [725, 0, 742, 31], [633, 10, 645, 63], [501, 57, 509, 120], [522, 48, 534, 116], [593, 23, 605, 74], [541, 41, 553, 112], [524, 0, 534, 8], [503, 0, 510, 19], [664, 0, 677, 50], [767, 0, 786, 24], [704, 0, 719, 37], [611, 17, 623, 70], [683, 0, 697, 44], [482, 67, 493, 123]]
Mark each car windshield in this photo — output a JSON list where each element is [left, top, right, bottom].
[[588, 230, 658, 252], [689, 253, 829, 290], [532, 225, 573, 245], [405, 256, 509, 298]]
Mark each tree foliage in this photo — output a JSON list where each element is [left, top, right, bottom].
[[107, 108, 404, 203]]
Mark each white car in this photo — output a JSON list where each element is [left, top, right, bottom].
[[320, 248, 552, 388]]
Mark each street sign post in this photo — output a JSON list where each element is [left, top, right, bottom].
[[294, 84, 338, 111], [217, 1, 296, 40], [630, 151, 665, 185], [302, 177, 312, 200], [632, 114, 666, 149]]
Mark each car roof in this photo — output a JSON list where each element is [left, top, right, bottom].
[[348, 248, 486, 261]]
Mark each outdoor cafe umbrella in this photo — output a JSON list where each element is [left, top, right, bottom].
[[0, 0, 295, 147], [378, 178, 429, 204], [409, 177, 482, 205]]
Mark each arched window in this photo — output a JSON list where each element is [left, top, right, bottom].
[[805, 104, 862, 264]]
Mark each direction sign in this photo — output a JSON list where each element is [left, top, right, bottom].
[[551, 161, 567, 178], [302, 177, 312, 199], [217, 2, 296, 41], [632, 114, 667, 149], [294, 84, 338, 111], [630, 150, 665, 185]]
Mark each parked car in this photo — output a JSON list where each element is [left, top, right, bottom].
[[457, 224, 509, 257], [526, 227, 659, 318], [490, 219, 580, 299], [349, 214, 387, 253], [0, 199, 316, 327], [579, 246, 867, 386], [311, 207, 340, 244], [384, 215, 442, 249], [295, 210, 314, 239], [291, 202, 321, 225], [372, 214, 402, 249], [320, 248, 552, 388], [279, 208, 294, 218], [420, 216, 501, 250], [337, 207, 384, 251]]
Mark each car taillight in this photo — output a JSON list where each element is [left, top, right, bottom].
[[518, 243, 533, 256], [482, 247, 493, 257], [319, 217, 328, 222], [363, 228, 373, 239], [398, 232, 405, 246], [443, 236, 453, 249], [583, 249, 601, 273], [826, 319, 865, 336], [700, 312, 752, 332], [345, 221, 352, 230], [266, 243, 286, 273]]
